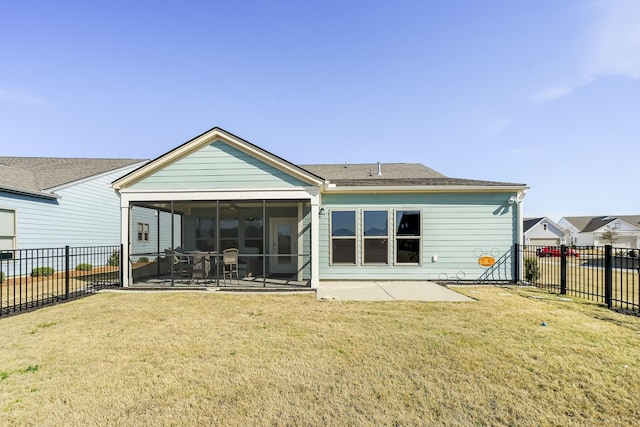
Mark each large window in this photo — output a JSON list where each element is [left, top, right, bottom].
[[363, 210, 388, 264], [331, 211, 356, 264], [0, 208, 16, 257], [396, 210, 421, 264]]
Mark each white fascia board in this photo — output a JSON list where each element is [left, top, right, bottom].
[[321, 185, 530, 194]]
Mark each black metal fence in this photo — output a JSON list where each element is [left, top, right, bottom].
[[0, 245, 122, 317], [520, 244, 640, 314]]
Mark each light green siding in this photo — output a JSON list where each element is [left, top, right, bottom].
[[319, 193, 517, 281], [129, 140, 310, 190]]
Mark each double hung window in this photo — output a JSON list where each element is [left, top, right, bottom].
[[0, 209, 16, 257], [330, 211, 356, 264], [137, 223, 149, 242], [363, 210, 388, 264], [396, 210, 421, 264]]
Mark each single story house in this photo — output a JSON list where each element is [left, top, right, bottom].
[[523, 217, 565, 246], [112, 127, 529, 288], [558, 215, 640, 248], [0, 157, 147, 255]]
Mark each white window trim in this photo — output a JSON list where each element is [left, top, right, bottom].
[[0, 207, 17, 254], [329, 209, 357, 265], [362, 209, 389, 265], [394, 209, 422, 265]]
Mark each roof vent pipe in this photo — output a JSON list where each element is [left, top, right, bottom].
[[377, 161, 382, 176]]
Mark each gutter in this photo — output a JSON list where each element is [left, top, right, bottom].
[[0, 185, 59, 200], [322, 184, 530, 194]]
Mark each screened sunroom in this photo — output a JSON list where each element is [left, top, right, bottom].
[[127, 199, 313, 288]]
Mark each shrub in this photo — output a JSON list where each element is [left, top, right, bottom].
[[108, 250, 120, 267], [524, 257, 540, 282], [0, 272, 5, 283], [138, 257, 149, 263], [76, 263, 92, 271], [31, 267, 55, 277]]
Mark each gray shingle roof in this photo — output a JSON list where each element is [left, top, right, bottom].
[[563, 215, 640, 232], [300, 163, 446, 180], [300, 163, 525, 187], [0, 157, 146, 194]]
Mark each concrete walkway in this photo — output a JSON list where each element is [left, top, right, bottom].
[[316, 280, 474, 302]]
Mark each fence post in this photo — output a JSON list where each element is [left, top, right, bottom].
[[560, 244, 567, 295], [119, 243, 124, 287], [513, 243, 519, 284], [65, 246, 70, 300], [604, 244, 612, 309]]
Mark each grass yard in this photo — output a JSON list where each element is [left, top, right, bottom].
[[1, 286, 639, 426]]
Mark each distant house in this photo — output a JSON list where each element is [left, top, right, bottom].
[[0, 157, 147, 254], [558, 216, 640, 248], [523, 217, 564, 246], [112, 127, 529, 288]]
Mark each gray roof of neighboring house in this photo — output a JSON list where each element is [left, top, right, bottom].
[[563, 215, 640, 232], [582, 216, 616, 233], [562, 216, 596, 231], [301, 163, 526, 187], [618, 215, 640, 227], [0, 157, 146, 196]]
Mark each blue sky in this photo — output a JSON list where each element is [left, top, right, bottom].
[[1, 0, 639, 220]]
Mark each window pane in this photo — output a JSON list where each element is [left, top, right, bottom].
[[0, 210, 15, 235], [332, 239, 356, 264], [364, 211, 388, 236], [331, 211, 355, 236], [220, 218, 239, 238], [0, 237, 14, 251], [196, 218, 215, 239], [396, 210, 421, 236], [364, 239, 388, 264], [397, 239, 420, 263], [244, 218, 263, 238]]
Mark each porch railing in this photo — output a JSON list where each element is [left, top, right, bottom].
[[0, 245, 122, 317]]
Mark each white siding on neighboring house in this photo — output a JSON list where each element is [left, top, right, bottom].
[[557, 219, 584, 246], [593, 220, 640, 248], [524, 218, 564, 246]]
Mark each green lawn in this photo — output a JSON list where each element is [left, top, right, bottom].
[[1, 286, 639, 426]]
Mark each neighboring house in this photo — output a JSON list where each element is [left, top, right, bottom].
[[523, 217, 564, 246], [558, 216, 640, 248], [112, 127, 528, 288], [0, 157, 147, 255]]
